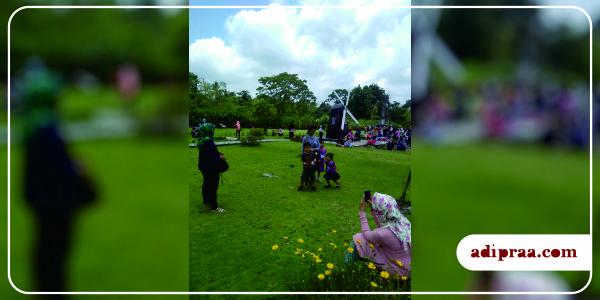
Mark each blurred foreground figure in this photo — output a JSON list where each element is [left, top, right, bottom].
[[470, 271, 572, 300], [19, 64, 97, 298]]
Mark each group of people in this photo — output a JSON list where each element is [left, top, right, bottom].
[[364, 125, 411, 143], [196, 122, 411, 280], [299, 125, 341, 191]]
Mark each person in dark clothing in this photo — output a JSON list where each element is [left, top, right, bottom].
[[21, 65, 96, 297], [197, 123, 226, 213], [289, 121, 295, 139], [299, 142, 318, 192]]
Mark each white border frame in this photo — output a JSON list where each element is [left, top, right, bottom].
[[7, 4, 593, 296]]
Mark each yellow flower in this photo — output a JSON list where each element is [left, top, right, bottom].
[[272, 245, 278, 250], [318, 248, 322, 252], [396, 260, 403, 267], [295, 251, 300, 255], [325, 270, 331, 276], [380, 271, 390, 279], [368, 262, 375, 269], [401, 276, 407, 281], [371, 282, 378, 288], [369, 243, 375, 248], [283, 236, 288, 239], [298, 238, 304, 243], [318, 274, 325, 280], [357, 239, 362, 244], [344, 243, 349, 246], [330, 242, 334, 246], [347, 247, 354, 253], [302, 254, 305, 257], [327, 263, 334, 269], [331, 230, 337, 233], [297, 248, 302, 252], [316, 258, 322, 263]]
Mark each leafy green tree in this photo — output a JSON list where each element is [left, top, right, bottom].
[[326, 89, 349, 104], [318, 101, 332, 117], [348, 85, 376, 120], [256, 72, 317, 127], [237, 90, 253, 107], [252, 99, 277, 128]]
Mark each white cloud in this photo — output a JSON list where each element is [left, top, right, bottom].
[[189, 2, 411, 103]]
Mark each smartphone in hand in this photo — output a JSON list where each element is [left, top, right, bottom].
[[364, 190, 371, 202]]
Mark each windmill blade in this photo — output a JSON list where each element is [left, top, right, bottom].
[[346, 109, 359, 125], [345, 93, 350, 107], [340, 107, 347, 130]]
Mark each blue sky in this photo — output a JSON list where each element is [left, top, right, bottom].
[[188, 0, 412, 104]]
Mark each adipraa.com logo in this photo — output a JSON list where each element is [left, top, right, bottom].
[[471, 244, 577, 262]]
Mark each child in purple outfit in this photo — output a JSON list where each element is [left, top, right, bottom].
[[323, 153, 341, 188], [316, 139, 326, 183]]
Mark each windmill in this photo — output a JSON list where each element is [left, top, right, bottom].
[[325, 90, 359, 141]]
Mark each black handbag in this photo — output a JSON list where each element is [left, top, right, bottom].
[[218, 159, 229, 186], [219, 159, 229, 173]]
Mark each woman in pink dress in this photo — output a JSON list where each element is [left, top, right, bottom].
[[346, 192, 411, 277]]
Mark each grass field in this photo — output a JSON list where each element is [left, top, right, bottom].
[[2, 138, 189, 299], [189, 141, 411, 296], [413, 143, 591, 297]]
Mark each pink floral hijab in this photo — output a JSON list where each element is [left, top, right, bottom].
[[371, 192, 411, 251]]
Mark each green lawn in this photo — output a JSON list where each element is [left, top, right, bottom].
[[2, 138, 189, 299], [413, 143, 591, 297], [189, 141, 411, 296]]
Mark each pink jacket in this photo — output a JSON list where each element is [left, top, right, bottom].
[[353, 211, 411, 277]]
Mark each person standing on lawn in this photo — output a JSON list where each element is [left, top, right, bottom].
[[301, 124, 321, 154], [197, 123, 226, 213], [299, 142, 318, 192], [316, 139, 326, 183], [289, 121, 295, 139], [318, 125, 324, 139], [21, 64, 98, 294], [346, 192, 411, 278], [234, 121, 241, 139]]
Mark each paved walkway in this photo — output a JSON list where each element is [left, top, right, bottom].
[[189, 138, 291, 147], [189, 137, 402, 148]]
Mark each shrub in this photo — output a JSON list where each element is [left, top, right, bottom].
[[240, 128, 263, 146], [248, 128, 265, 139], [240, 135, 261, 146]]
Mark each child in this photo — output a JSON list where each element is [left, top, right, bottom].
[[323, 153, 341, 188], [316, 139, 326, 183], [299, 142, 318, 191]]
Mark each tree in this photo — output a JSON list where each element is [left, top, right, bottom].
[[252, 99, 277, 128], [256, 72, 317, 127], [326, 89, 349, 104], [318, 101, 332, 117], [237, 90, 253, 107]]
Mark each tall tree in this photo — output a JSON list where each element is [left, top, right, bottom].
[[256, 72, 317, 127], [326, 89, 349, 104]]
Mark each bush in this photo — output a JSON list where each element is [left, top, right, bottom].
[[240, 128, 263, 146], [248, 128, 265, 139]]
